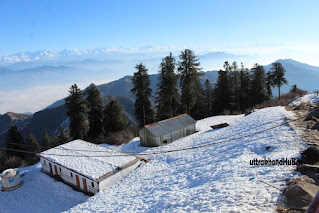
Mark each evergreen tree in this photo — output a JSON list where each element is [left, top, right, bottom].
[[265, 72, 274, 99], [178, 49, 204, 118], [251, 64, 268, 106], [42, 129, 52, 150], [58, 127, 69, 145], [86, 84, 104, 140], [156, 53, 179, 120], [131, 63, 154, 127], [203, 79, 213, 117], [229, 61, 241, 112], [238, 63, 251, 110], [212, 61, 232, 114], [25, 133, 40, 152], [6, 125, 24, 157], [190, 82, 205, 120], [270, 62, 288, 100], [103, 98, 128, 133], [51, 135, 59, 147], [65, 84, 87, 139]]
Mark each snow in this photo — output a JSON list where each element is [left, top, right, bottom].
[[40, 140, 137, 180], [0, 163, 88, 213], [196, 114, 244, 132], [68, 107, 306, 212], [0, 107, 307, 212], [289, 93, 319, 106]]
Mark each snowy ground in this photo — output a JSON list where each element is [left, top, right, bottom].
[[0, 107, 307, 212], [0, 163, 88, 213], [68, 107, 306, 212], [289, 93, 319, 106]]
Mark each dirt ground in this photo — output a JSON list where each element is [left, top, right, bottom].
[[280, 103, 319, 212], [286, 103, 319, 147]]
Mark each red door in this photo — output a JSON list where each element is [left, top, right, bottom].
[[83, 178, 87, 191], [54, 165, 58, 175], [75, 175, 80, 187]]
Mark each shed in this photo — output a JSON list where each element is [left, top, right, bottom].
[[0, 168, 23, 191], [39, 139, 145, 195], [139, 114, 196, 147]]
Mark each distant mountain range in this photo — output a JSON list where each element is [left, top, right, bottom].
[[0, 58, 318, 146]]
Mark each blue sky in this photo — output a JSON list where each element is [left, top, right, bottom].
[[1, 0, 318, 63], [1, 0, 319, 114]]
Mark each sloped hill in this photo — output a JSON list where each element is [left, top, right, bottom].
[[0, 112, 30, 133], [0, 112, 31, 146], [0, 97, 136, 144], [264, 59, 319, 95], [67, 107, 304, 212], [0, 107, 307, 212]]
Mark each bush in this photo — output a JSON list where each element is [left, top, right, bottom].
[[254, 91, 307, 109], [104, 127, 136, 145], [88, 125, 139, 145], [0, 152, 27, 173]]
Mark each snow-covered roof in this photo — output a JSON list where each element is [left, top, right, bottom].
[[39, 140, 139, 180], [143, 114, 196, 137]]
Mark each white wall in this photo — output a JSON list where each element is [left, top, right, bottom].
[[99, 160, 142, 191], [40, 157, 98, 194]]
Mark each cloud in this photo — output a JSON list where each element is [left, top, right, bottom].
[[0, 79, 109, 114]]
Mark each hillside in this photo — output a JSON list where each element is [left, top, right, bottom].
[[0, 96, 136, 145], [46, 59, 319, 110], [264, 59, 319, 95], [0, 107, 306, 212], [1, 58, 318, 145], [0, 112, 31, 146]]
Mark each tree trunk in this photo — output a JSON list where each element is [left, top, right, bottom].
[[278, 86, 281, 100]]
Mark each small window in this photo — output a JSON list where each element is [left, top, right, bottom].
[[43, 160, 46, 165], [163, 140, 168, 144], [91, 182, 94, 187], [59, 167, 61, 172], [71, 172, 73, 178]]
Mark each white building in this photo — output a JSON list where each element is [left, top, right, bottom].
[[0, 168, 23, 191], [39, 140, 145, 195]]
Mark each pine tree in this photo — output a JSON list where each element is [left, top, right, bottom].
[[58, 127, 69, 145], [156, 53, 179, 120], [178, 49, 204, 118], [51, 135, 59, 147], [190, 82, 205, 120], [6, 125, 24, 157], [86, 84, 104, 140], [131, 63, 154, 127], [265, 72, 274, 99], [42, 129, 52, 150], [251, 64, 268, 106], [238, 63, 251, 110], [65, 84, 87, 139], [270, 62, 288, 100], [25, 133, 40, 152], [229, 61, 241, 112], [103, 97, 128, 133], [203, 79, 213, 117], [212, 61, 232, 115]]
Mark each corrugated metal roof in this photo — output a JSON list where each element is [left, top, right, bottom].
[[144, 114, 196, 137]]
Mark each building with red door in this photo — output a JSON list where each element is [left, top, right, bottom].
[[39, 140, 145, 195]]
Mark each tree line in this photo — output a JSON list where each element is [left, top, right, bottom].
[[1, 48, 289, 171], [131, 49, 288, 126], [65, 84, 129, 142]]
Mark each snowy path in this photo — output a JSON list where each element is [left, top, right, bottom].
[[68, 107, 306, 212]]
